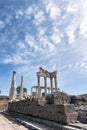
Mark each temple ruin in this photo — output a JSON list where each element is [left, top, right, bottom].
[[31, 67, 59, 98], [8, 67, 78, 126]]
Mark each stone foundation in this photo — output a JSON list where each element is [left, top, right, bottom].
[[8, 99, 77, 125]]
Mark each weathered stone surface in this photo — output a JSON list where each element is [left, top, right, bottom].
[[70, 94, 87, 106], [70, 94, 87, 124], [63, 112, 78, 124], [46, 92, 70, 105], [8, 98, 78, 125], [0, 96, 9, 111]]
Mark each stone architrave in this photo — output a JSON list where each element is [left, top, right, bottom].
[[19, 76, 24, 99], [9, 71, 16, 101]]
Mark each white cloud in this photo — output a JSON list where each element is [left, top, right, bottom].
[[16, 10, 23, 19], [51, 33, 61, 44], [49, 4, 61, 20], [25, 34, 42, 52], [66, 5, 77, 13], [80, 17, 87, 37], [33, 10, 46, 26], [51, 26, 62, 44], [66, 25, 75, 44], [37, 27, 47, 37], [39, 36, 56, 53], [79, 0, 87, 37], [2, 54, 29, 65], [0, 20, 5, 29], [45, 1, 61, 20], [25, 7, 33, 15], [17, 42, 26, 49]]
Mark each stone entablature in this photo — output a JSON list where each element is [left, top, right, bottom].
[[8, 98, 77, 125]]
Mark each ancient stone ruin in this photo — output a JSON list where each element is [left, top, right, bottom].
[[8, 67, 78, 125], [9, 71, 27, 101], [8, 99, 77, 125], [0, 96, 9, 111], [31, 67, 59, 98], [9, 71, 16, 101]]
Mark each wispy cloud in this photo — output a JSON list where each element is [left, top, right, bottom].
[[0, 0, 87, 95]]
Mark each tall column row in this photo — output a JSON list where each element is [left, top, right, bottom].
[[37, 75, 58, 97]]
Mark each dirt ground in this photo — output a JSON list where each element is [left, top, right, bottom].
[[0, 113, 29, 130]]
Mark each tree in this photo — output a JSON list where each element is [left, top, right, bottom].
[[16, 86, 27, 94]]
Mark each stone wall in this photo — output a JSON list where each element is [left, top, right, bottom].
[[46, 92, 70, 105], [70, 94, 87, 106], [75, 106, 87, 124], [0, 96, 9, 111], [8, 99, 77, 125], [70, 94, 87, 124]]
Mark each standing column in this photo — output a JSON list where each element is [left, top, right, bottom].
[[36, 87, 37, 98], [9, 71, 16, 101], [19, 76, 24, 99], [50, 77, 53, 93], [44, 77, 47, 96], [31, 87, 33, 98], [37, 76, 41, 98], [48, 88, 50, 94], [54, 76, 57, 91]]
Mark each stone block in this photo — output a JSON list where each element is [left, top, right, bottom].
[[63, 112, 78, 124], [38, 100, 47, 106], [56, 104, 75, 114]]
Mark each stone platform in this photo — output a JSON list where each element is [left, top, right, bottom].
[[8, 112, 87, 130], [8, 98, 77, 125]]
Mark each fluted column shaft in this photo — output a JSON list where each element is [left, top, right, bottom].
[[44, 77, 47, 96], [50, 77, 53, 93], [9, 71, 16, 101], [20, 76, 24, 99], [37, 76, 41, 97], [54, 76, 57, 91]]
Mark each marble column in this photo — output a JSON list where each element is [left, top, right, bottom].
[[48, 88, 50, 94], [54, 76, 57, 91], [44, 77, 47, 96], [50, 77, 53, 93], [36, 87, 38, 98], [37, 76, 41, 97], [31, 87, 33, 98], [9, 71, 16, 101], [19, 76, 24, 99]]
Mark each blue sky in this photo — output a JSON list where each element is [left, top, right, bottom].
[[0, 0, 87, 96]]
